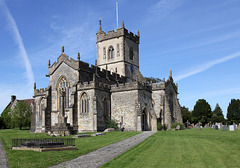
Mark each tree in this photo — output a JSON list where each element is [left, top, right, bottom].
[[192, 99, 212, 125], [145, 77, 162, 83], [0, 107, 12, 129], [211, 103, 225, 124], [12, 101, 32, 130], [181, 106, 192, 123], [0, 116, 3, 129], [227, 99, 240, 124]]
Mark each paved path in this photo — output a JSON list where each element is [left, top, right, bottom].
[[0, 140, 9, 168], [50, 131, 156, 168]]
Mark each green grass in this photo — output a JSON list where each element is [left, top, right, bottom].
[[102, 128, 240, 168], [0, 129, 139, 168]]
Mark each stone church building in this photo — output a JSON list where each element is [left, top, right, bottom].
[[31, 22, 182, 134]]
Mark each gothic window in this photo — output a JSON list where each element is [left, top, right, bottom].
[[129, 47, 133, 60], [103, 47, 106, 59], [108, 46, 114, 59], [81, 93, 89, 113], [117, 44, 120, 57], [57, 76, 69, 110]]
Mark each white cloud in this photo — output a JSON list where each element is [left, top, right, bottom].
[[148, 0, 185, 21], [0, 0, 34, 87], [175, 51, 240, 81]]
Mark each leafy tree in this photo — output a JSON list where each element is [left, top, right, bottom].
[[227, 99, 240, 124], [192, 99, 212, 125], [0, 116, 4, 129], [12, 101, 32, 130], [181, 106, 192, 123], [211, 103, 225, 123], [0, 107, 12, 129], [145, 77, 162, 83]]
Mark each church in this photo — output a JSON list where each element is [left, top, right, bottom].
[[31, 21, 182, 134]]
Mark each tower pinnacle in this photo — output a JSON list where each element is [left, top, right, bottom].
[[99, 18, 102, 31]]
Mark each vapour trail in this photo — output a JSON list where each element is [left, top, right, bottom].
[[0, 0, 34, 86], [175, 51, 240, 82]]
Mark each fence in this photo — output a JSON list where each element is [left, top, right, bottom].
[[12, 138, 75, 148]]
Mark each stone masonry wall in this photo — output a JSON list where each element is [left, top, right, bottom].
[[111, 90, 138, 131]]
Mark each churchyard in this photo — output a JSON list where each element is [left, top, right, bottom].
[[1, 127, 240, 168]]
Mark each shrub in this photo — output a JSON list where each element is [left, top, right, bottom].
[[157, 122, 168, 131], [106, 119, 118, 130], [171, 122, 185, 130]]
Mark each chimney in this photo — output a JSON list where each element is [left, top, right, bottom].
[[11, 95, 16, 102]]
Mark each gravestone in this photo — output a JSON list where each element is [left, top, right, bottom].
[[238, 126, 240, 131], [229, 125, 234, 131], [233, 124, 237, 130], [212, 125, 215, 128], [215, 125, 218, 130], [176, 125, 180, 130], [222, 125, 227, 131]]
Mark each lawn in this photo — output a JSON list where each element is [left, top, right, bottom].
[[102, 128, 240, 168], [0, 129, 139, 168]]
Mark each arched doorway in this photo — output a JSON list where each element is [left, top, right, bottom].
[[142, 108, 147, 131]]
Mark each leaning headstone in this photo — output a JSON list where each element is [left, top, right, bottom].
[[229, 125, 234, 131], [104, 128, 115, 132], [215, 125, 218, 130], [222, 125, 227, 131], [176, 125, 180, 130]]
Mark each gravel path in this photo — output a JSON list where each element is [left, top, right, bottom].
[[0, 140, 9, 168], [50, 131, 156, 168]]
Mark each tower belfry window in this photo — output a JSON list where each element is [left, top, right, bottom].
[[117, 44, 120, 57], [129, 47, 134, 60], [103, 47, 106, 59], [108, 46, 114, 59]]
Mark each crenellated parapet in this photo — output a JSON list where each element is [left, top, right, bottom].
[[97, 27, 139, 44], [111, 81, 151, 93], [34, 86, 51, 97], [77, 81, 110, 92], [152, 82, 166, 91]]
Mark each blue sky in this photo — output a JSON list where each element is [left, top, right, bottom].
[[0, 0, 240, 117]]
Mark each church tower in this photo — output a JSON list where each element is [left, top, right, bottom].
[[96, 20, 140, 82]]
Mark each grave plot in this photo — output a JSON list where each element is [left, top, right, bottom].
[[11, 138, 76, 152]]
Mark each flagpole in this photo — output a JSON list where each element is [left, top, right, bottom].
[[116, 0, 118, 29]]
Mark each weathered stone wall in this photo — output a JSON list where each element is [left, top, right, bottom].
[[77, 88, 96, 132], [138, 89, 157, 131], [95, 89, 111, 131], [111, 90, 138, 131], [49, 62, 78, 126]]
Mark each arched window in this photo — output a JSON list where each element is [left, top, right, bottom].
[[57, 76, 69, 110], [81, 93, 89, 113], [129, 47, 133, 60], [108, 46, 114, 59]]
